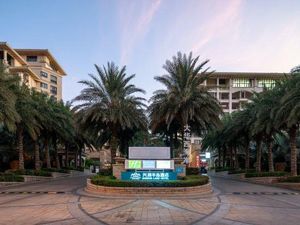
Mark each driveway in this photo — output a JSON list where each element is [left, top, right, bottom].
[[0, 173, 299, 225]]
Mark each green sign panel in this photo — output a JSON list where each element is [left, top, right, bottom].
[[121, 171, 177, 181], [128, 160, 142, 169]]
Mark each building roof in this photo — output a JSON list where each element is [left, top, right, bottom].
[[206, 71, 289, 79], [15, 49, 67, 75], [0, 42, 40, 81]]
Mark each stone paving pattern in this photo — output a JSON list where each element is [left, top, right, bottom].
[[0, 173, 299, 225]]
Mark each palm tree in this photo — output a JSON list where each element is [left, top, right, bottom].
[[73, 62, 147, 164], [275, 72, 300, 176], [0, 63, 20, 132], [14, 85, 40, 170], [149, 52, 222, 156]]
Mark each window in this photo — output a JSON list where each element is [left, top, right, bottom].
[[50, 75, 57, 84], [220, 93, 229, 100], [258, 79, 275, 89], [232, 79, 251, 87], [26, 56, 37, 62], [241, 91, 246, 99], [209, 92, 217, 98], [219, 79, 226, 85], [40, 82, 48, 89], [40, 71, 48, 78], [50, 86, 57, 95]]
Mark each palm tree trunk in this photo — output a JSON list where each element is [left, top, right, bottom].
[[289, 126, 298, 176], [229, 147, 233, 168], [17, 127, 24, 170], [75, 149, 78, 168], [245, 141, 250, 170], [65, 143, 69, 167], [218, 149, 221, 168], [53, 137, 60, 169], [170, 133, 174, 158], [222, 148, 226, 168], [79, 147, 82, 168], [34, 141, 41, 170], [45, 137, 51, 169], [110, 136, 118, 166], [234, 147, 238, 169], [256, 138, 262, 172], [267, 141, 274, 172]]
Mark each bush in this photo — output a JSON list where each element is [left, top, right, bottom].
[[42, 168, 70, 174], [63, 166, 84, 172], [186, 167, 200, 175], [0, 173, 24, 182], [97, 169, 112, 176], [91, 175, 209, 187], [281, 176, 300, 183], [85, 159, 100, 169], [215, 167, 233, 172], [245, 171, 287, 178], [228, 169, 256, 174], [13, 170, 52, 177]]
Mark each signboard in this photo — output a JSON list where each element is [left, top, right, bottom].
[[129, 147, 170, 159], [156, 160, 172, 169], [142, 160, 155, 169], [128, 160, 142, 169], [121, 171, 177, 181], [125, 159, 174, 170]]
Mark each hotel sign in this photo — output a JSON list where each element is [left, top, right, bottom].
[[121, 171, 177, 181]]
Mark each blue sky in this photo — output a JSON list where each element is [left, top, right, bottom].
[[1, 0, 300, 101]]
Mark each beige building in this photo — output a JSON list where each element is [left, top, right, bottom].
[[0, 42, 66, 100], [189, 72, 287, 167], [204, 72, 286, 113]]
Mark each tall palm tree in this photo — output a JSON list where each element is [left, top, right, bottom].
[[14, 85, 40, 170], [73, 62, 147, 164], [149, 52, 222, 156], [275, 72, 300, 176], [0, 63, 20, 132]]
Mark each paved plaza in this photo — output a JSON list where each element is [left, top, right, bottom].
[[0, 174, 299, 225]]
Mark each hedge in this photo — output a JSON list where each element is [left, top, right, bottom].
[[281, 176, 300, 183], [97, 169, 112, 176], [63, 166, 84, 172], [91, 175, 209, 187], [245, 171, 287, 178], [13, 170, 52, 177], [215, 167, 233, 172], [42, 168, 70, 174], [0, 173, 24, 182], [228, 169, 256, 174], [186, 167, 200, 175]]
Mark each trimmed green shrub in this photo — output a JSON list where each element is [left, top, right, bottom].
[[215, 167, 233, 172], [13, 170, 52, 177], [63, 166, 84, 172], [42, 168, 70, 174], [245, 171, 287, 178], [281, 176, 300, 183], [91, 175, 209, 187], [97, 169, 112, 176], [228, 169, 255, 174], [186, 167, 200, 175], [0, 173, 24, 182]]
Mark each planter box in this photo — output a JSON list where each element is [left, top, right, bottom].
[[85, 179, 212, 196]]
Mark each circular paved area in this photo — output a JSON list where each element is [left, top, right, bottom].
[[0, 174, 299, 225]]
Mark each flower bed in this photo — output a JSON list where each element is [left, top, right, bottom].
[[91, 175, 209, 187]]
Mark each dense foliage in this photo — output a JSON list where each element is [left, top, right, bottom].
[[91, 175, 209, 187], [203, 68, 300, 176]]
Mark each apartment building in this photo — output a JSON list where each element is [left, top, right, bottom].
[[188, 71, 287, 167], [204, 72, 287, 113], [0, 42, 66, 100]]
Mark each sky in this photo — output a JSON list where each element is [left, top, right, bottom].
[[1, 0, 300, 102]]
